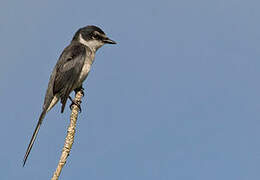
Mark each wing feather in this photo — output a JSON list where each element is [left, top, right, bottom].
[[53, 42, 86, 113]]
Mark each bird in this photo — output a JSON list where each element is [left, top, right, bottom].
[[23, 25, 116, 166]]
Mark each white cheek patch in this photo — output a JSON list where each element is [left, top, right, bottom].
[[79, 34, 104, 51], [79, 34, 89, 46]]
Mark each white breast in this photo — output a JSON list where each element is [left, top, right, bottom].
[[77, 51, 95, 87], [79, 61, 91, 82]]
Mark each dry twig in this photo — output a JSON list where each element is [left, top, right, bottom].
[[51, 90, 84, 180]]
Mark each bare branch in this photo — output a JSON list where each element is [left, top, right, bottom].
[[51, 90, 84, 180]]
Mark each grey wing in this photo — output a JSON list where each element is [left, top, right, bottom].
[[53, 43, 86, 113]]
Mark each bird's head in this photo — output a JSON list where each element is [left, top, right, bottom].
[[72, 25, 116, 52]]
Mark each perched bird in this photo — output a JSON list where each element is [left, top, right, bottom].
[[23, 25, 116, 166]]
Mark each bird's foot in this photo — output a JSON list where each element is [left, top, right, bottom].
[[74, 86, 85, 97], [69, 96, 82, 113]]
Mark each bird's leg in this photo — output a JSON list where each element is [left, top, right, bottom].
[[69, 96, 82, 113], [69, 96, 82, 112], [74, 86, 85, 97], [69, 86, 85, 112]]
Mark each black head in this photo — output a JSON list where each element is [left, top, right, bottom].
[[72, 25, 116, 45]]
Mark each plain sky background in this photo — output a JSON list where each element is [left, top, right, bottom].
[[0, 0, 260, 179]]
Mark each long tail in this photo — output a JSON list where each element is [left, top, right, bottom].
[[23, 110, 47, 167], [23, 94, 59, 166]]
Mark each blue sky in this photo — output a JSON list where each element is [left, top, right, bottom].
[[1, 0, 260, 179]]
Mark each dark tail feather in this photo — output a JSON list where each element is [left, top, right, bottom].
[[23, 111, 47, 167], [61, 96, 68, 113]]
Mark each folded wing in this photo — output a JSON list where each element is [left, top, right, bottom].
[[53, 42, 86, 113]]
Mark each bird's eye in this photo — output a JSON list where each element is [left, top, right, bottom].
[[92, 31, 101, 40], [93, 34, 99, 39]]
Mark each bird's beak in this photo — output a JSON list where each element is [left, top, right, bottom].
[[103, 37, 117, 44]]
